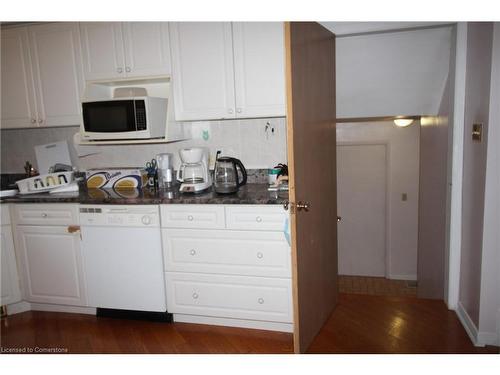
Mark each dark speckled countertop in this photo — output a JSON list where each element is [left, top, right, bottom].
[[1, 184, 288, 205]]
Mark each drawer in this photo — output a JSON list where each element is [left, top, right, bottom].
[[225, 205, 287, 231], [162, 229, 291, 277], [12, 204, 79, 226], [165, 272, 292, 323], [160, 204, 225, 229]]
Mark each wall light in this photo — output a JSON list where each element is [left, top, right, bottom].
[[394, 118, 414, 127]]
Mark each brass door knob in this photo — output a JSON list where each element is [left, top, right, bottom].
[[296, 201, 310, 212]]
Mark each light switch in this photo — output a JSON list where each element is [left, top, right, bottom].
[[402, 193, 408, 202]]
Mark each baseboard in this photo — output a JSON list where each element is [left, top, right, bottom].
[[173, 314, 293, 333], [456, 301, 482, 347], [29, 303, 96, 315], [388, 274, 417, 281], [6, 301, 31, 315], [477, 331, 499, 346]]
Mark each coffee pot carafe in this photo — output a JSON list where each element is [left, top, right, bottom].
[[214, 156, 247, 194]]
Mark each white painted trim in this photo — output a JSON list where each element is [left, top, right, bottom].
[[447, 23, 468, 310], [173, 314, 293, 333], [477, 331, 499, 347], [29, 303, 96, 315], [6, 301, 31, 315], [456, 301, 482, 347], [388, 274, 417, 281]]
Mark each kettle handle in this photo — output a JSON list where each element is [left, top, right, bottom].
[[234, 158, 247, 187]]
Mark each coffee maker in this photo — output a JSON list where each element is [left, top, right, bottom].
[[177, 147, 211, 193]]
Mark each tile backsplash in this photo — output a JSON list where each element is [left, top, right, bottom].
[[0, 118, 287, 173]]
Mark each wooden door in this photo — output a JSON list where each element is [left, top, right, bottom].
[[29, 23, 85, 127], [80, 22, 125, 80], [337, 144, 387, 277], [15, 225, 87, 306], [285, 22, 338, 353], [232, 22, 286, 118], [0, 27, 38, 129], [169, 22, 236, 121], [122, 22, 171, 77]]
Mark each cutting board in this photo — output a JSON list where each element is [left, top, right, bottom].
[[35, 141, 72, 174]]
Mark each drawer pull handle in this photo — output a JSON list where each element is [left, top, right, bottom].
[[258, 298, 264, 304], [257, 252, 263, 259], [188, 215, 194, 221], [256, 216, 262, 223], [41, 213, 48, 218], [190, 249, 196, 256], [192, 293, 199, 299]]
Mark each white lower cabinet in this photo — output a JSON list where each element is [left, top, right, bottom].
[[161, 204, 292, 331], [165, 272, 292, 323], [1, 205, 22, 306], [13, 204, 87, 307]]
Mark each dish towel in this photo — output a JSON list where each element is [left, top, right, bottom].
[[283, 217, 291, 246]]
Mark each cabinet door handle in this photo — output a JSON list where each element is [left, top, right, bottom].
[[190, 249, 196, 256], [236, 108, 242, 114], [31, 118, 36, 124], [187, 215, 194, 221], [38, 119, 43, 124], [255, 216, 262, 223], [41, 213, 48, 218], [258, 298, 264, 304], [125, 66, 131, 73], [192, 292, 199, 299], [117, 67, 123, 73], [228, 108, 234, 114], [256, 252, 263, 259], [67, 225, 80, 234]]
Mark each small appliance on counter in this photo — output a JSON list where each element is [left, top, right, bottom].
[[156, 153, 174, 189], [177, 147, 211, 193], [213, 154, 247, 194]]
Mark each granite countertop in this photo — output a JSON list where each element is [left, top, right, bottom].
[[0, 183, 289, 205]]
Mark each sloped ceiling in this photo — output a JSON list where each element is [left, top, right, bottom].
[[323, 25, 453, 118]]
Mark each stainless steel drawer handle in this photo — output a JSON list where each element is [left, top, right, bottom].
[[41, 213, 48, 218], [255, 216, 262, 223], [187, 215, 194, 221], [257, 252, 263, 259], [190, 249, 196, 256], [258, 298, 264, 304], [192, 293, 199, 299]]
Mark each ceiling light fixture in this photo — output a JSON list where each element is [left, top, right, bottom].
[[394, 118, 414, 127]]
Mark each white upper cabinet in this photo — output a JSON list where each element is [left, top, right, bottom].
[[0, 27, 37, 129], [122, 22, 171, 77], [80, 22, 171, 80], [0, 23, 84, 129], [169, 22, 285, 121], [79, 22, 125, 80], [29, 23, 85, 127], [170, 22, 236, 121], [232, 22, 285, 118]]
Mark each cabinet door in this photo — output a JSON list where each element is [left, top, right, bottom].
[[232, 22, 286, 118], [1, 225, 22, 306], [0, 27, 37, 129], [170, 22, 236, 121], [122, 22, 171, 77], [15, 225, 86, 306], [29, 23, 85, 127], [79, 22, 125, 80]]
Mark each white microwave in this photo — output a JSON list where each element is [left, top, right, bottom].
[[80, 96, 168, 141]]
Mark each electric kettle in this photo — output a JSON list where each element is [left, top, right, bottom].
[[214, 156, 247, 194]]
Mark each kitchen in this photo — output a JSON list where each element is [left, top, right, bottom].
[[1, 13, 500, 368]]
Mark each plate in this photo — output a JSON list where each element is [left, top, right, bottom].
[[0, 189, 18, 198]]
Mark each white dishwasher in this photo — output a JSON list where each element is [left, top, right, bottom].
[[80, 205, 167, 313]]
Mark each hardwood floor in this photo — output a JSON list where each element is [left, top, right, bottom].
[[338, 275, 417, 297], [1, 294, 498, 354]]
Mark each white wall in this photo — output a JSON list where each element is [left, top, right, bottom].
[[337, 121, 420, 280], [0, 117, 287, 173], [459, 22, 493, 328], [478, 23, 500, 346], [336, 26, 452, 118]]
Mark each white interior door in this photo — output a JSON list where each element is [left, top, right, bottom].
[[337, 144, 387, 277]]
